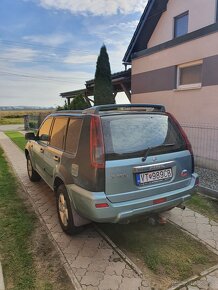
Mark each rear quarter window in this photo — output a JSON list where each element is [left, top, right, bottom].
[[65, 118, 83, 155]]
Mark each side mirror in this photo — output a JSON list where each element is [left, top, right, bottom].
[[25, 132, 36, 140], [40, 134, 50, 142]]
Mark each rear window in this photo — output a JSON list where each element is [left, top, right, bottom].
[[101, 114, 186, 159]]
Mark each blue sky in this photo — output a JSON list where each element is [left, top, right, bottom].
[[0, 0, 148, 107]]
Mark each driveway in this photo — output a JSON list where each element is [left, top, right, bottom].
[[0, 132, 218, 290], [0, 124, 24, 131]]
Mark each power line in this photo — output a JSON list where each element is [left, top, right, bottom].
[[0, 57, 95, 65], [0, 39, 96, 54], [0, 70, 89, 80], [0, 70, 90, 83]]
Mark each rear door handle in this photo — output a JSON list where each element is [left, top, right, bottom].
[[53, 156, 60, 162], [40, 148, 44, 153]]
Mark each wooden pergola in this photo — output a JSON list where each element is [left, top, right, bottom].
[[60, 69, 131, 106]]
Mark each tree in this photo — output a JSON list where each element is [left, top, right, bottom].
[[68, 95, 90, 110], [56, 95, 90, 111], [94, 45, 115, 105], [56, 100, 68, 111]]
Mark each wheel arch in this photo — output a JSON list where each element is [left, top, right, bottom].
[[53, 176, 64, 193]]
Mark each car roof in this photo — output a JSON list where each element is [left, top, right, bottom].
[[50, 104, 166, 118]]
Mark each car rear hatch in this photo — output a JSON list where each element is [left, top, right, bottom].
[[101, 112, 194, 203]]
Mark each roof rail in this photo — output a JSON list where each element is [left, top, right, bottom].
[[54, 110, 83, 113], [83, 104, 165, 115]]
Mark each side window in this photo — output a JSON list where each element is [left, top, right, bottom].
[[174, 11, 188, 38], [65, 118, 83, 155], [38, 117, 53, 144], [50, 117, 68, 150]]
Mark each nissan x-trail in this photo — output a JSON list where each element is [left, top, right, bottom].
[[25, 104, 198, 235]]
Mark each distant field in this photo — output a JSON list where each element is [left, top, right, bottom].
[[0, 110, 53, 125]]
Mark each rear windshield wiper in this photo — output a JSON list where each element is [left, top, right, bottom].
[[142, 143, 176, 162]]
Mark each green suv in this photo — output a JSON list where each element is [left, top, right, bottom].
[[25, 104, 198, 235]]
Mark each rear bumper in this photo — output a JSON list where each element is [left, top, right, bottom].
[[67, 173, 198, 223]]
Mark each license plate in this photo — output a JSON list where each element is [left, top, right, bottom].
[[136, 168, 173, 186]]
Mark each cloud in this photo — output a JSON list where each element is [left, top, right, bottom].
[[0, 63, 93, 106], [37, 0, 146, 16], [63, 52, 97, 64], [0, 47, 38, 61], [83, 19, 139, 71], [23, 34, 72, 46]]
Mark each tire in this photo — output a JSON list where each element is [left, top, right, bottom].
[[26, 154, 41, 182], [56, 184, 82, 235]]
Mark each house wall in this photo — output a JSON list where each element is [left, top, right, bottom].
[[148, 0, 217, 48], [133, 31, 218, 75], [132, 86, 218, 124], [131, 31, 218, 125]]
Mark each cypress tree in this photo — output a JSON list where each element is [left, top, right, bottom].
[[94, 45, 115, 105]]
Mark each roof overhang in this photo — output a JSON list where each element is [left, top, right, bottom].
[[60, 69, 131, 99], [123, 0, 169, 63]]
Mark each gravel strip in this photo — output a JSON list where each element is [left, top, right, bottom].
[[196, 166, 218, 191]]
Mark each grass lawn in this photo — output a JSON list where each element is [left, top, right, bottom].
[[0, 147, 73, 289], [186, 193, 218, 223], [0, 147, 36, 289], [100, 221, 218, 289], [0, 110, 52, 125], [5, 131, 26, 151]]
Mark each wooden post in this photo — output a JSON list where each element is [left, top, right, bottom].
[[120, 83, 131, 102], [24, 115, 29, 131]]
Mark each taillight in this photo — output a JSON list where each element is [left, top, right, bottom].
[[167, 112, 194, 172], [90, 116, 105, 168]]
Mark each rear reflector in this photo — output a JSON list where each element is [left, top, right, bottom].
[[180, 170, 188, 177], [195, 176, 200, 186], [153, 198, 167, 205], [95, 203, 109, 208]]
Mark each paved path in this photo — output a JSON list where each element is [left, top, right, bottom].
[[0, 124, 24, 131], [185, 269, 218, 290], [0, 132, 150, 290]]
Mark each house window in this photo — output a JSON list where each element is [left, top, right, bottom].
[[177, 61, 203, 90], [174, 12, 189, 38]]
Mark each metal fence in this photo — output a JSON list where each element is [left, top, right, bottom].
[[182, 124, 218, 171], [24, 113, 49, 130]]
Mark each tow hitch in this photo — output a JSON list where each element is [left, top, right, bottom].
[[176, 204, 186, 210]]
